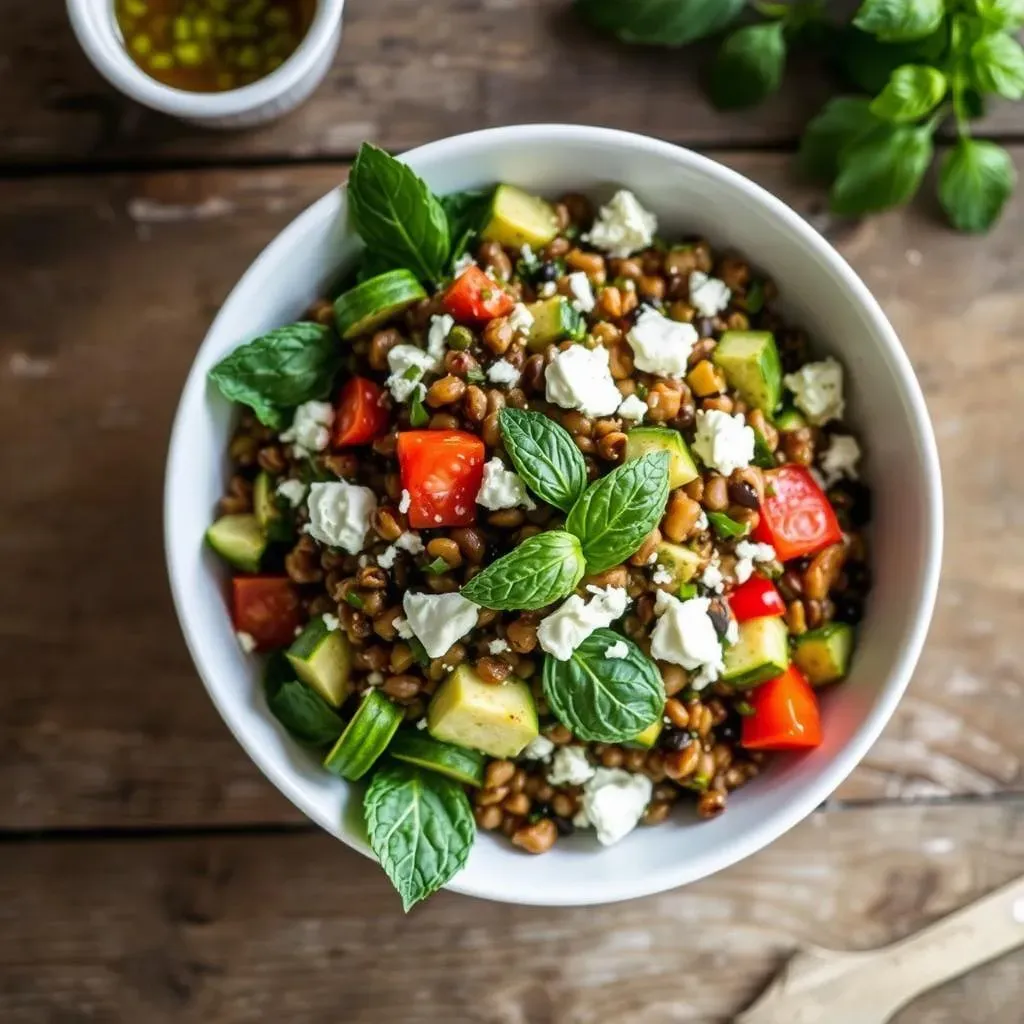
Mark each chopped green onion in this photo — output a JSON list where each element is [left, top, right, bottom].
[[345, 590, 364, 610], [752, 430, 776, 469], [425, 557, 450, 575], [706, 511, 750, 540], [409, 390, 430, 427]]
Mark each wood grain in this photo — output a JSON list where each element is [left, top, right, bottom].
[[2, 152, 1023, 829], [0, 802, 1021, 1023]]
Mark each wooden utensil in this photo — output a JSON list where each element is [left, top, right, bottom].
[[736, 874, 1024, 1024]]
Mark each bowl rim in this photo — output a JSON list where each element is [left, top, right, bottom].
[[165, 124, 943, 906]]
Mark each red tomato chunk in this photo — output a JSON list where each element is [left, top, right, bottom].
[[333, 376, 389, 447], [728, 575, 785, 623], [396, 430, 486, 528], [741, 665, 823, 752], [442, 265, 515, 322], [753, 465, 842, 562], [232, 576, 303, 651]]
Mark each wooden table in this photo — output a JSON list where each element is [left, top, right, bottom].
[[3, 2, 1023, 1020]]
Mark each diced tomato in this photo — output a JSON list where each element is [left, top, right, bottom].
[[396, 430, 486, 528], [728, 575, 786, 623], [442, 265, 515, 322], [753, 465, 842, 562], [231, 576, 303, 651], [332, 376, 389, 447], [741, 665, 823, 751]]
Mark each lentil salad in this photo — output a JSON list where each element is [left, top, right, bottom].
[[206, 143, 871, 909]]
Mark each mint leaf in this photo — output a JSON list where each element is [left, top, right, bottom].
[[798, 97, 882, 182], [575, 0, 746, 47], [971, 0, 1024, 30], [938, 138, 1016, 232], [441, 190, 493, 269], [566, 452, 671, 574], [971, 32, 1024, 99], [364, 761, 475, 911], [853, 0, 944, 42], [499, 408, 588, 513], [263, 654, 344, 747], [208, 322, 341, 429], [460, 531, 586, 610], [870, 64, 947, 122], [542, 629, 664, 743], [348, 143, 450, 285], [710, 22, 787, 111]]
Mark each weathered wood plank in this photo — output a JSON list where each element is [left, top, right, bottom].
[[0, 803, 1021, 1023], [2, 153, 1022, 828]]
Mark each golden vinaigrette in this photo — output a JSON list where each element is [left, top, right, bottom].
[[115, 0, 316, 92]]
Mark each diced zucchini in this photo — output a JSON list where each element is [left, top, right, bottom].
[[713, 330, 783, 415], [722, 615, 790, 688], [774, 406, 807, 432], [286, 618, 354, 708], [322, 690, 403, 781], [480, 185, 559, 249], [389, 730, 486, 786], [623, 426, 699, 489], [626, 717, 664, 749], [653, 541, 702, 587], [427, 664, 538, 758], [205, 513, 267, 572], [525, 295, 585, 350], [253, 472, 294, 543], [333, 269, 427, 339], [793, 623, 855, 686]]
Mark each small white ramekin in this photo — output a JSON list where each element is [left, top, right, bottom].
[[66, 0, 345, 128]]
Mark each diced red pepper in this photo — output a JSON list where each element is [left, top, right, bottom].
[[442, 265, 515, 322], [396, 430, 486, 529], [231, 576, 303, 652], [728, 575, 786, 623], [753, 465, 843, 562], [741, 665, 823, 751], [332, 376, 389, 447]]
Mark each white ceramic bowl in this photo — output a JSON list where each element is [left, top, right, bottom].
[[165, 125, 942, 906], [67, 0, 344, 128]]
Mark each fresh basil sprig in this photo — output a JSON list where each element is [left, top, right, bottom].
[[853, 0, 944, 43], [499, 408, 588, 513], [364, 761, 475, 912], [869, 64, 948, 122], [264, 654, 344, 747], [208, 322, 341, 429], [575, 0, 746, 47], [710, 21, 787, 111], [939, 138, 1017, 233], [542, 629, 664, 743]]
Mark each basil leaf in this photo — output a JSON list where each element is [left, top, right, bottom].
[[208, 322, 341, 429], [836, 24, 948, 94], [499, 408, 588, 513], [441, 190, 493, 268], [798, 97, 882, 182], [830, 122, 934, 216], [566, 452, 670, 574], [938, 138, 1016, 233], [706, 510, 750, 539], [575, 0, 746, 47], [972, 0, 1024, 31], [460, 531, 586, 611], [853, 0, 944, 43], [870, 64, 948, 123], [971, 32, 1024, 99], [710, 22, 787, 111], [542, 629, 664, 743], [348, 143, 450, 285], [364, 761, 475, 911], [263, 654, 344, 746]]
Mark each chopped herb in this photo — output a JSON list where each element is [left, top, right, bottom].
[[408, 636, 431, 666], [425, 557, 450, 575], [345, 590, 365, 610], [402, 365, 422, 381], [466, 368, 487, 385], [706, 510, 750, 539], [410, 389, 430, 427], [745, 279, 766, 314], [677, 582, 698, 600], [734, 700, 756, 717]]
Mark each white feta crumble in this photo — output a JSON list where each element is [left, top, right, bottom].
[[508, 302, 535, 336], [725, 618, 740, 646], [304, 480, 377, 554], [322, 613, 340, 632], [452, 252, 476, 275], [487, 638, 511, 655], [537, 585, 631, 661], [521, 734, 556, 762], [520, 243, 537, 264], [567, 271, 596, 313], [650, 590, 724, 686], [692, 409, 755, 476], [701, 562, 725, 594], [651, 565, 674, 586], [415, 717, 429, 730], [367, 671, 384, 686], [626, 307, 699, 379], [580, 768, 653, 846], [616, 393, 648, 423], [236, 630, 257, 654], [476, 457, 536, 510], [604, 639, 629, 660], [486, 358, 522, 387], [401, 591, 480, 658], [280, 400, 334, 456], [584, 189, 658, 258], [377, 545, 399, 570], [734, 557, 754, 584], [399, 489, 411, 514], [386, 344, 435, 403], [378, 531, 424, 569], [734, 540, 777, 583], [538, 281, 557, 298], [545, 344, 622, 417], [688, 271, 732, 318], [426, 313, 455, 367], [276, 478, 307, 507], [784, 357, 845, 426], [820, 434, 861, 486], [696, 509, 709, 531], [547, 745, 595, 787]]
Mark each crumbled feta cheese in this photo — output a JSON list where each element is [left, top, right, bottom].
[[367, 670, 384, 686], [547, 745, 595, 787], [402, 591, 480, 658], [545, 344, 622, 417], [520, 243, 537, 264], [236, 631, 257, 654], [377, 545, 399, 570], [415, 717, 429, 730], [736, 540, 776, 563], [537, 585, 630, 661], [487, 638, 511, 655], [734, 558, 754, 584], [651, 565, 674, 586], [486, 358, 522, 388], [567, 271, 596, 313], [521, 734, 555, 761], [280, 400, 334, 456], [688, 271, 731, 318], [820, 434, 861, 486], [539, 281, 557, 298], [394, 617, 414, 639], [476, 457, 536, 511], [692, 409, 755, 476], [784, 357, 845, 426], [626, 307, 699, 379], [696, 510, 709, 531], [616, 393, 647, 423], [650, 590, 724, 686], [508, 302, 535, 336], [304, 480, 377, 554], [399, 489, 411, 514], [725, 618, 739, 646], [604, 639, 629, 660], [584, 190, 657, 258], [426, 313, 455, 367], [378, 531, 424, 569], [580, 768, 653, 845], [322, 613, 340, 632], [701, 562, 725, 594], [452, 252, 476, 275], [276, 478, 307, 507], [386, 344, 435, 403]]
